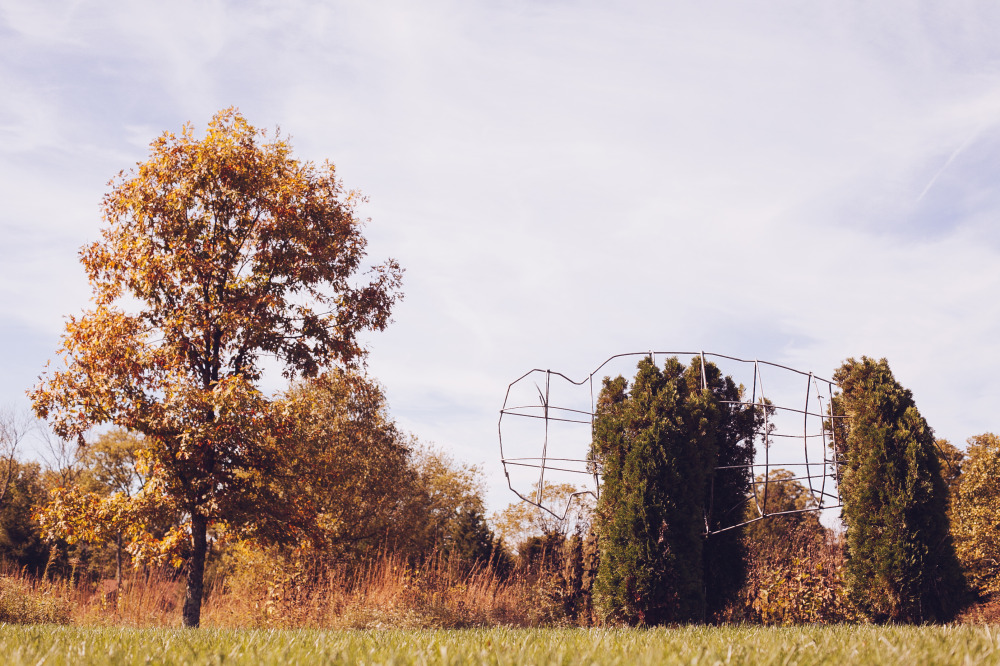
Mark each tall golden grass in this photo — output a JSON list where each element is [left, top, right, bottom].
[[203, 550, 564, 629], [0, 573, 71, 624], [1, 551, 567, 628], [9, 533, 991, 627]]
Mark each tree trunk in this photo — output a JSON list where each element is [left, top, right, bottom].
[[182, 514, 208, 628], [115, 532, 123, 602]]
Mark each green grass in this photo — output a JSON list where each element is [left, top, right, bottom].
[[2, 624, 999, 665]]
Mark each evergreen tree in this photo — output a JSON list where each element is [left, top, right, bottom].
[[590, 356, 757, 624], [833, 356, 965, 622], [699, 358, 758, 617], [446, 506, 506, 572]]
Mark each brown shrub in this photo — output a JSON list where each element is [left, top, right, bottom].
[[720, 529, 858, 625]]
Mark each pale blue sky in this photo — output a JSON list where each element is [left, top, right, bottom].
[[2, 1, 1000, 510]]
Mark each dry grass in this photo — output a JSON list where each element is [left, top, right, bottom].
[[202, 551, 560, 629], [955, 592, 1000, 623], [2, 552, 562, 629], [0, 574, 71, 624], [7, 537, 988, 629]]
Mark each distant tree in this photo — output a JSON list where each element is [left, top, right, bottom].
[[590, 356, 758, 624], [935, 438, 965, 502], [517, 531, 567, 572], [832, 356, 965, 622], [68, 429, 148, 582], [30, 108, 403, 627], [279, 372, 413, 558], [491, 482, 594, 555], [950, 433, 1000, 597], [743, 468, 825, 551], [399, 445, 489, 557], [202, 431, 501, 594], [0, 408, 33, 511], [0, 460, 47, 572], [79, 429, 146, 499], [210, 375, 490, 569], [446, 506, 507, 572]]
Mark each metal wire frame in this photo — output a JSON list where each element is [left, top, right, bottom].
[[498, 351, 847, 535]]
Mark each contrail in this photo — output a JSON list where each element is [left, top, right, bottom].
[[915, 127, 982, 204]]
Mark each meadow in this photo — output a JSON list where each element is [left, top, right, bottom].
[[3, 624, 1000, 665]]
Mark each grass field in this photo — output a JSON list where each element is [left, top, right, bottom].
[[2, 624, 999, 665]]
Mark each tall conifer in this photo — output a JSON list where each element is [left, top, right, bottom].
[[590, 356, 757, 624], [833, 356, 965, 622]]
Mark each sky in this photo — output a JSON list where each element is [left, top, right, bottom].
[[2, 1, 1000, 513]]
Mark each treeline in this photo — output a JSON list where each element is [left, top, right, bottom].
[[4, 372, 1000, 627], [7, 358, 1000, 627], [0, 373, 509, 586]]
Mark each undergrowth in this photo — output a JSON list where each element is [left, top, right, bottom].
[[7, 533, 995, 628], [0, 575, 71, 624]]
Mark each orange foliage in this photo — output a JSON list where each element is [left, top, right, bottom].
[[30, 108, 402, 626]]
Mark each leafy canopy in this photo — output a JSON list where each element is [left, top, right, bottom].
[[950, 433, 1000, 596]]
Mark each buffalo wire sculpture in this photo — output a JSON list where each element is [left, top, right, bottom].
[[499, 351, 846, 535]]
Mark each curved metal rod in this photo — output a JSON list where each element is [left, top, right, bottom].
[[813, 374, 829, 506], [803, 372, 816, 501]]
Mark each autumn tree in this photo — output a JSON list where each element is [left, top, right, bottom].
[[401, 445, 493, 558], [31, 109, 402, 627], [491, 482, 595, 555], [832, 356, 964, 622], [743, 468, 826, 552], [951, 433, 1000, 597], [935, 438, 965, 502], [590, 356, 758, 624], [281, 372, 504, 567], [278, 371, 412, 558]]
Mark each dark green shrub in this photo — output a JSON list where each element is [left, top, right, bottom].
[[590, 356, 757, 624], [833, 356, 965, 622]]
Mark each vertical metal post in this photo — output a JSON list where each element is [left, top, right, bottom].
[[758, 360, 770, 515], [537, 370, 551, 506]]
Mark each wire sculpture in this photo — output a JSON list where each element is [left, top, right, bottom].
[[499, 351, 846, 535]]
